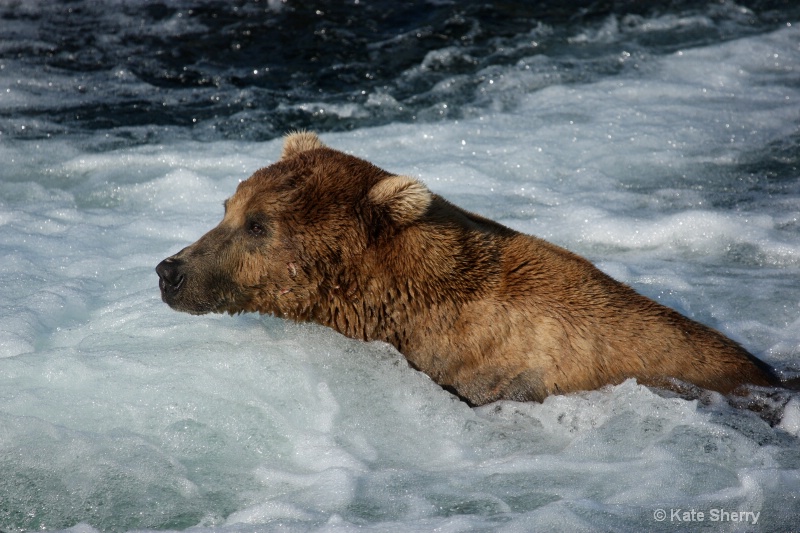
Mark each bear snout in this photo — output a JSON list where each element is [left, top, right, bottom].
[[156, 257, 186, 300]]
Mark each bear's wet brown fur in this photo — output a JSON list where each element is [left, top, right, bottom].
[[156, 131, 779, 406]]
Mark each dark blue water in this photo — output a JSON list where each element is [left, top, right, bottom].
[[1, 0, 797, 148]]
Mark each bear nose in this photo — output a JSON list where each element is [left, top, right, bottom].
[[156, 257, 186, 294]]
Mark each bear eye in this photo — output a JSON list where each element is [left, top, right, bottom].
[[247, 220, 266, 237]]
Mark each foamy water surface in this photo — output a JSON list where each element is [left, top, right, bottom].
[[1, 3, 800, 532]]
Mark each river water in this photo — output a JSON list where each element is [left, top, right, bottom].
[[1, 1, 800, 531]]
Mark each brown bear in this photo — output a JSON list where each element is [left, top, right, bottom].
[[156, 131, 779, 406]]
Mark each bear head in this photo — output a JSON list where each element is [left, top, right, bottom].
[[155, 131, 432, 320]]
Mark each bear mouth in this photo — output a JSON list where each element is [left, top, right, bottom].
[[163, 286, 243, 316]]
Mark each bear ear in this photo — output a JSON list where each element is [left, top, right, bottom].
[[368, 175, 432, 226], [281, 130, 326, 159]]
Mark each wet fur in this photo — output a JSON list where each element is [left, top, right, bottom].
[[157, 131, 780, 406]]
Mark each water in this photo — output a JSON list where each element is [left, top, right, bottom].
[[1, 1, 800, 531]]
